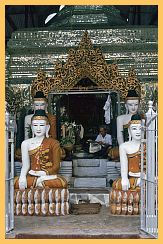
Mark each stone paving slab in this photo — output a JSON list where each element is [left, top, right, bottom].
[[5, 207, 153, 239]]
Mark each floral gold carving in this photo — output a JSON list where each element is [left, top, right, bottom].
[[31, 31, 141, 100]]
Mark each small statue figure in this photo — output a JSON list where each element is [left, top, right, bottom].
[[117, 90, 140, 145], [24, 91, 57, 139], [14, 110, 67, 190]]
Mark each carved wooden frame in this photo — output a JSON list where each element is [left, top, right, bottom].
[[31, 31, 141, 100]]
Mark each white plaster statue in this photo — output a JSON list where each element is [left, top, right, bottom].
[[113, 114, 144, 191], [117, 90, 140, 145], [24, 91, 57, 139], [15, 110, 67, 190]]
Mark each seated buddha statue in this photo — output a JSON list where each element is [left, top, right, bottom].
[[112, 114, 145, 191], [117, 90, 140, 146], [14, 110, 67, 190], [24, 91, 57, 140]]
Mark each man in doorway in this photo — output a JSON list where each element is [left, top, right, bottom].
[[95, 126, 112, 158]]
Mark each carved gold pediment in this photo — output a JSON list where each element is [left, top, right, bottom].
[[31, 31, 141, 100]]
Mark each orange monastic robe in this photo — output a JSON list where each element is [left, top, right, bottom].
[[14, 138, 67, 189], [112, 148, 143, 191]]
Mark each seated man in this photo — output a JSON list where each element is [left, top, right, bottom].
[[112, 114, 144, 191], [24, 91, 57, 139], [94, 126, 112, 157], [14, 110, 67, 190]]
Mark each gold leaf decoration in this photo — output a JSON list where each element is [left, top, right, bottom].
[[31, 31, 141, 100]]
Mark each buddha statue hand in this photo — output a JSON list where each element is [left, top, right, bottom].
[[36, 175, 57, 187], [28, 170, 46, 177], [121, 178, 130, 191], [128, 172, 141, 177], [19, 176, 27, 190]]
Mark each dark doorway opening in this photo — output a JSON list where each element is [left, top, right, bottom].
[[59, 94, 107, 140]]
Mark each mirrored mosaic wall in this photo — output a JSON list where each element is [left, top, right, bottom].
[[6, 21, 157, 111]]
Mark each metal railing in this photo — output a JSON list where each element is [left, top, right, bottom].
[[140, 101, 158, 238], [5, 110, 15, 233]]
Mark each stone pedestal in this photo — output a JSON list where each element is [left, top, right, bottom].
[[14, 188, 69, 216], [110, 189, 140, 215]]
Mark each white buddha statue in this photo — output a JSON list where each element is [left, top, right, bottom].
[[14, 110, 67, 190], [113, 114, 144, 191], [117, 90, 140, 145], [24, 91, 57, 140]]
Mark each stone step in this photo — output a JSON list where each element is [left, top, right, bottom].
[[74, 177, 106, 188], [73, 158, 107, 177], [69, 187, 111, 194], [74, 158, 108, 166]]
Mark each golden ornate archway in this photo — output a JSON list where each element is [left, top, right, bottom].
[[31, 31, 141, 99]]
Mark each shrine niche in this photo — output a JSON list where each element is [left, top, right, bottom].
[[31, 31, 141, 100], [29, 30, 142, 148]]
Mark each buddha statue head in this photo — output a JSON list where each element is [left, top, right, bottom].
[[125, 90, 140, 115], [33, 91, 48, 113], [31, 110, 50, 138], [128, 114, 142, 141]]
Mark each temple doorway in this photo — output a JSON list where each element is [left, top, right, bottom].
[[50, 90, 119, 147], [59, 93, 107, 140]]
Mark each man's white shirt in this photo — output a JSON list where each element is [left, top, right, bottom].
[[95, 134, 112, 145]]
